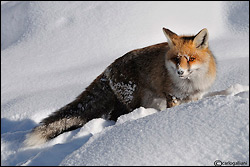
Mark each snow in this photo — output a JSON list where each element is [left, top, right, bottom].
[[1, 1, 249, 166], [61, 96, 249, 166]]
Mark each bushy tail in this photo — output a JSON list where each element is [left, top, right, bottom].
[[24, 73, 129, 147], [24, 105, 87, 146]]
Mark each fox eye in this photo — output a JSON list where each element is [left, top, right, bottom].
[[173, 57, 179, 62], [189, 57, 195, 61]]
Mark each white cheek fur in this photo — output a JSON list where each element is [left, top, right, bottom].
[[189, 64, 201, 71], [166, 60, 176, 69], [166, 60, 190, 77], [165, 60, 176, 74], [165, 59, 214, 99]]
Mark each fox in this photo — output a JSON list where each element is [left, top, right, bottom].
[[24, 28, 216, 146]]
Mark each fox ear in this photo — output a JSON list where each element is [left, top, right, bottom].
[[193, 28, 209, 49], [163, 28, 178, 47]]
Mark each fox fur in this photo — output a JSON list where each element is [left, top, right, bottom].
[[24, 28, 216, 146]]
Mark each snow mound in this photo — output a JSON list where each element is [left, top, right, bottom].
[[116, 107, 158, 125], [60, 95, 249, 166], [1, 1, 31, 50], [223, 1, 249, 34]]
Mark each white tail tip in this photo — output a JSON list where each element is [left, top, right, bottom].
[[24, 131, 47, 147]]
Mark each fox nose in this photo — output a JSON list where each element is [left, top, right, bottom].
[[177, 70, 184, 75]]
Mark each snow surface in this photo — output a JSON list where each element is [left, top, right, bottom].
[[1, 1, 249, 166]]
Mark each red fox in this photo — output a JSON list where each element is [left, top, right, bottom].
[[24, 28, 216, 146]]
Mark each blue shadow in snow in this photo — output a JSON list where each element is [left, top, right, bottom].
[[1, 118, 36, 134]]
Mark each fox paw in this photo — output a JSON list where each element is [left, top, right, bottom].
[[166, 95, 180, 108]]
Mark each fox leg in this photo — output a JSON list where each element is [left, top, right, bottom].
[[166, 91, 205, 108], [141, 89, 166, 111]]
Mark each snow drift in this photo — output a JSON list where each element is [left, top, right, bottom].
[[1, 1, 249, 166]]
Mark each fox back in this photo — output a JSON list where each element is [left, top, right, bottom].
[[24, 28, 216, 146]]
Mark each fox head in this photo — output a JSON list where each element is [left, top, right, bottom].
[[163, 28, 211, 80]]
